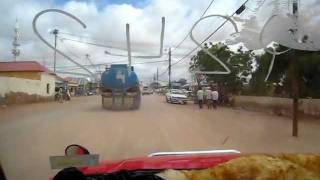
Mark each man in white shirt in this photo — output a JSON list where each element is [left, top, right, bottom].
[[197, 87, 204, 109], [211, 88, 219, 109], [205, 88, 212, 109]]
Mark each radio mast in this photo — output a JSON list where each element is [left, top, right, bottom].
[[12, 19, 20, 61]]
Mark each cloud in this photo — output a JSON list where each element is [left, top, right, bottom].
[[6, 0, 312, 82], [0, 0, 204, 81]]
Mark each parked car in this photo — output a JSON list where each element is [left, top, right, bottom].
[[142, 86, 153, 95], [182, 89, 192, 97], [86, 91, 94, 96], [165, 89, 188, 104]]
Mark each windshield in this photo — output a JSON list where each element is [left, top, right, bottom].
[[170, 90, 184, 95], [0, 0, 320, 180]]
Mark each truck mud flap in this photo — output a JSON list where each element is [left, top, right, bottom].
[[102, 92, 140, 110], [124, 97, 134, 109], [102, 96, 113, 109]]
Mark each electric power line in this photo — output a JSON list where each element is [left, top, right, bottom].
[[59, 37, 127, 50], [159, 0, 215, 76], [170, 0, 250, 67], [158, 67, 169, 77], [59, 31, 164, 50], [54, 59, 169, 70], [171, 0, 216, 52], [59, 38, 82, 59], [134, 60, 168, 64], [59, 31, 96, 40]]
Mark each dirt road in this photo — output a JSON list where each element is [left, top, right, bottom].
[[1, 95, 320, 180]]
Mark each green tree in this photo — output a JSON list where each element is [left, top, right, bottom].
[[247, 51, 274, 96], [251, 45, 320, 98], [190, 43, 254, 94]]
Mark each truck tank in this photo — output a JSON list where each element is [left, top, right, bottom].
[[100, 64, 141, 110]]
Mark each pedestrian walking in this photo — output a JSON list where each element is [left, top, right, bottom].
[[58, 88, 63, 103], [205, 88, 212, 109], [197, 87, 204, 109], [212, 88, 219, 109], [66, 89, 71, 101]]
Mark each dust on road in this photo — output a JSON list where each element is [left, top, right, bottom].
[[0, 95, 320, 180]]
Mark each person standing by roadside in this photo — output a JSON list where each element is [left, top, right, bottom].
[[203, 88, 207, 105], [205, 88, 212, 109], [58, 88, 63, 103], [66, 89, 71, 101], [197, 87, 204, 109], [212, 87, 219, 109]]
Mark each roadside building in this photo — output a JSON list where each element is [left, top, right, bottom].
[[64, 77, 78, 96], [55, 75, 68, 91], [87, 81, 99, 94], [0, 61, 56, 105], [149, 82, 162, 89], [64, 77, 89, 96]]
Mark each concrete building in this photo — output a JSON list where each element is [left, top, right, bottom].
[[64, 77, 89, 96], [64, 77, 79, 96], [0, 61, 56, 104], [55, 75, 67, 91]]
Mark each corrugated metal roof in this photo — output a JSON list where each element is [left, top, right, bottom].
[[0, 61, 55, 75], [64, 77, 78, 84], [64, 77, 88, 85], [55, 75, 67, 82]]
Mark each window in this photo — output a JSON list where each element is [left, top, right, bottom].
[[46, 83, 50, 94]]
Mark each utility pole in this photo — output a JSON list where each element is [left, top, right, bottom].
[[291, 0, 299, 137], [289, 50, 299, 137], [168, 47, 171, 89], [52, 29, 59, 72], [156, 67, 159, 89]]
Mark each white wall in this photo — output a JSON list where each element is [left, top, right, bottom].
[[234, 96, 320, 118], [0, 73, 55, 97]]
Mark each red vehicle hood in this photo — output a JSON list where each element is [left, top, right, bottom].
[[80, 153, 241, 175]]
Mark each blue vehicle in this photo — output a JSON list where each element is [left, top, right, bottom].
[[100, 64, 141, 110]]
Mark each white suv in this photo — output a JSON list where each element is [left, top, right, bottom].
[[165, 89, 188, 104]]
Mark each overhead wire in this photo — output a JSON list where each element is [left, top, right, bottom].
[[58, 35, 170, 71], [59, 31, 98, 40], [171, 0, 216, 52], [158, 0, 217, 77], [158, 0, 250, 78], [158, 67, 169, 76], [58, 37, 102, 73], [170, 0, 250, 68], [58, 0, 249, 79], [59, 38, 82, 59], [85, 54, 100, 72], [55, 59, 169, 71], [59, 37, 127, 50], [59, 31, 164, 51]]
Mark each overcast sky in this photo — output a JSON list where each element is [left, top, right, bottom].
[[0, 0, 319, 83], [0, 0, 248, 82]]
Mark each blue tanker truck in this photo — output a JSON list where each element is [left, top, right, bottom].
[[100, 64, 141, 110]]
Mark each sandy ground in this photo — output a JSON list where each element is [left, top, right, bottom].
[[0, 95, 320, 180]]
